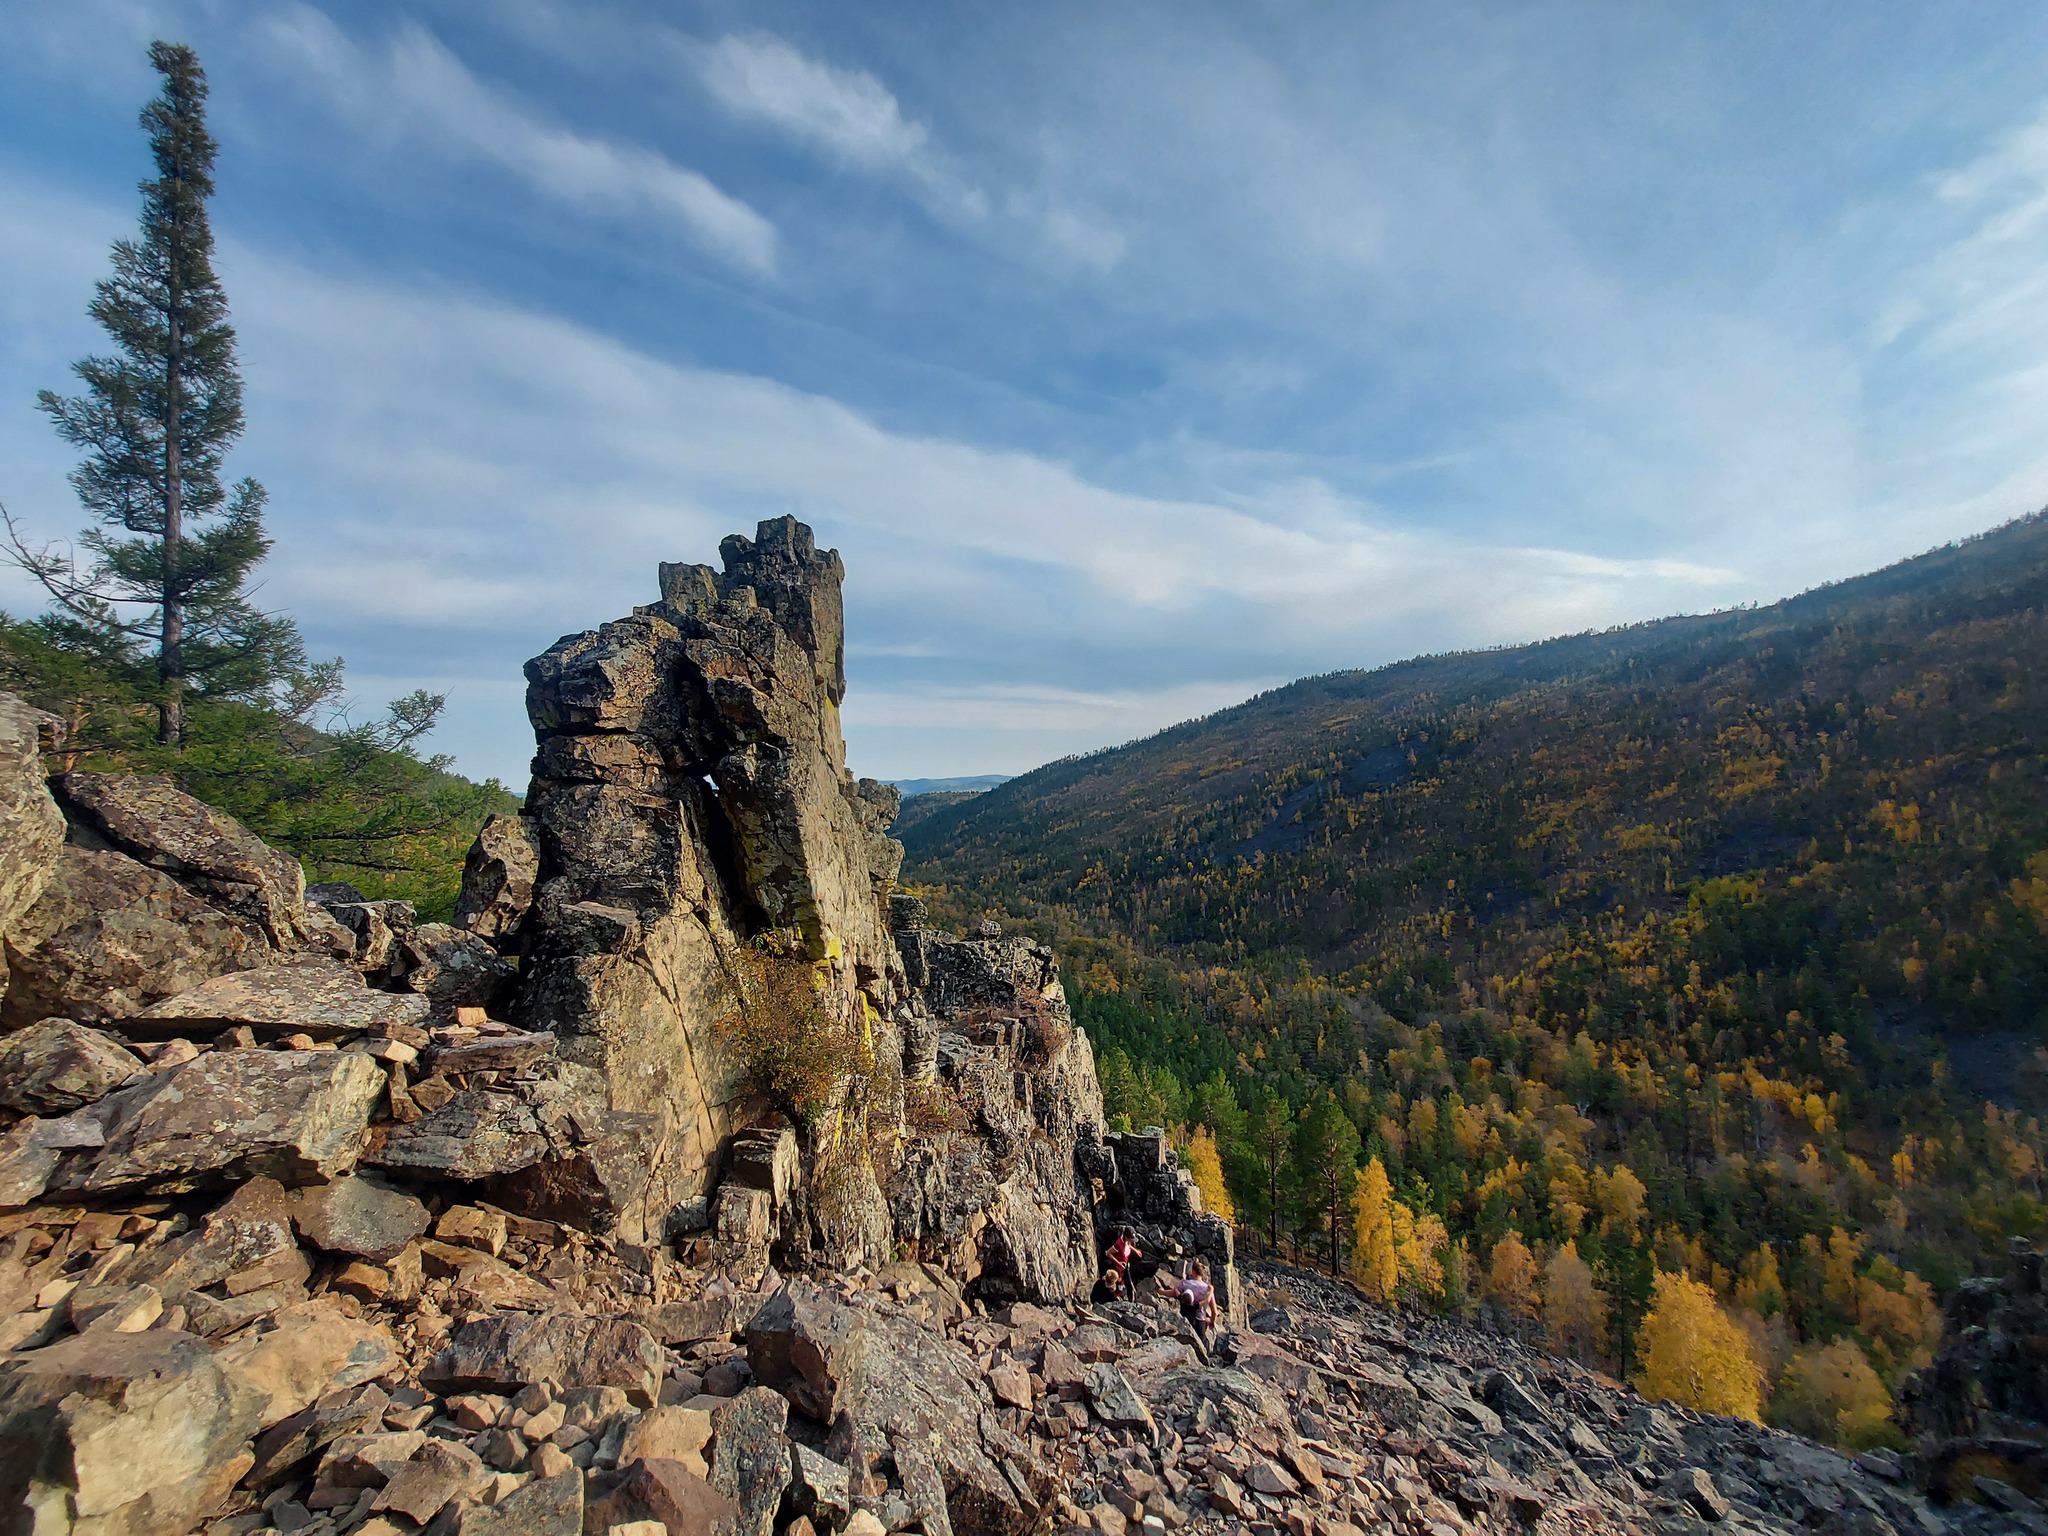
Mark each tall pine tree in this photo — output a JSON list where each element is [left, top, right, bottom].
[[8, 41, 302, 746]]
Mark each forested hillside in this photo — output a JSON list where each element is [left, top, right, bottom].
[[902, 511, 2048, 1446]]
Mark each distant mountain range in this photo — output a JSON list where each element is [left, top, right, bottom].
[[889, 775, 1011, 797]]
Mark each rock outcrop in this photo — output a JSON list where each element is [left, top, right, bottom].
[[1902, 1236, 2048, 1519], [0, 695, 65, 1004], [499, 518, 904, 1245]]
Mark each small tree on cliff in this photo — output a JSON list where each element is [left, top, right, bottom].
[[7, 41, 303, 747]]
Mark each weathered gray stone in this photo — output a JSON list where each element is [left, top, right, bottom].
[[789, 1441, 852, 1528], [453, 813, 541, 948], [638, 1291, 756, 1346], [392, 923, 516, 1015], [508, 520, 904, 1250], [315, 898, 413, 975], [56, 771, 311, 948], [745, 1280, 1029, 1536], [61, 1046, 386, 1194], [0, 1016, 142, 1113], [132, 959, 430, 1039], [425, 1031, 557, 1074], [1667, 1466, 1730, 1522], [288, 1174, 431, 1262], [0, 1116, 65, 1207], [708, 1387, 791, 1536], [457, 1467, 581, 1536], [0, 1328, 265, 1536], [0, 693, 65, 977], [248, 1383, 391, 1487], [1, 845, 267, 1030], [424, 1311, 663, 1406], [1084, 1363, 1157, 1439], [363, 1085, 551, 1181], [745, 1279, 874, 1421]]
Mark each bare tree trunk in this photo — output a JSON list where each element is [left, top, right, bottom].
[[1327, 1175, 1343, 1275]]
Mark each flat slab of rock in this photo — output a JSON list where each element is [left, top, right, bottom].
[[425, 1031, 557, 1074], [457, 1467, 582, 1536], [130, 961, 431, 1040], [424, 1311, 663, 1406], [638, 1292, 761, 1346], [60, 1046, 387, 1195], [363, 1087, 551, 1181], [214, 1300, 398, 1429], [708, 1388, 791, 1536]]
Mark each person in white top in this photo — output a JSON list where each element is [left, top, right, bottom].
[[1175, 1257, 1218, 1347]]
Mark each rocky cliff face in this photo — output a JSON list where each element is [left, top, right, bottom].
[[484, 517, 1111, 1274], [501, 517, 903, 1248]]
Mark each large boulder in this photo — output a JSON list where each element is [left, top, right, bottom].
[[452, 812, 541, 948], [364, 1059, 660, 1233], [585, 1459, 736, 1536], [57, 1046, 386, 1195], [287, 1174, 431, 1262], [0, 1017, 143, 1113], [0, 693, 64, 975], [120, 1177, 299, 1300], [746, 1280, 1036, 1536], [0, 1329, 265, 1536], [423, 1311, 664, 1406], [55, 772, 312, 948], [389, 923, 516, 1016], [212, 1300, 397, 1429], [745, 1278, 873, 1420], [1, 845, 268, 1030]]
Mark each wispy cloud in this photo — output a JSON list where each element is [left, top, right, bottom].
[[689, 28, 1131, 269], [699, 33, 932, 176], [258, 6, 776, 273]]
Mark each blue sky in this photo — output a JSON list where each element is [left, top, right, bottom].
[[5, 2, 2048, 785]]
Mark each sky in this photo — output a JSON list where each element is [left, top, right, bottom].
[[4, 2, 2048, 785]]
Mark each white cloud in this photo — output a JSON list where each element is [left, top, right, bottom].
[[699, 33, 929, 173], [258, 6, 776, 274], [0, 170, 1798, 782]]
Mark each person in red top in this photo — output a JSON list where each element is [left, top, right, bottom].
[[1105, 1229, 1141, 1291]]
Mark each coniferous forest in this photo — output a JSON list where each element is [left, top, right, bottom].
[[901, 514, 2048, 1447]]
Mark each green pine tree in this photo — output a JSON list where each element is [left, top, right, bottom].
[[7, 41, 304, 747], [1293, 1092, 1363, 1276]]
